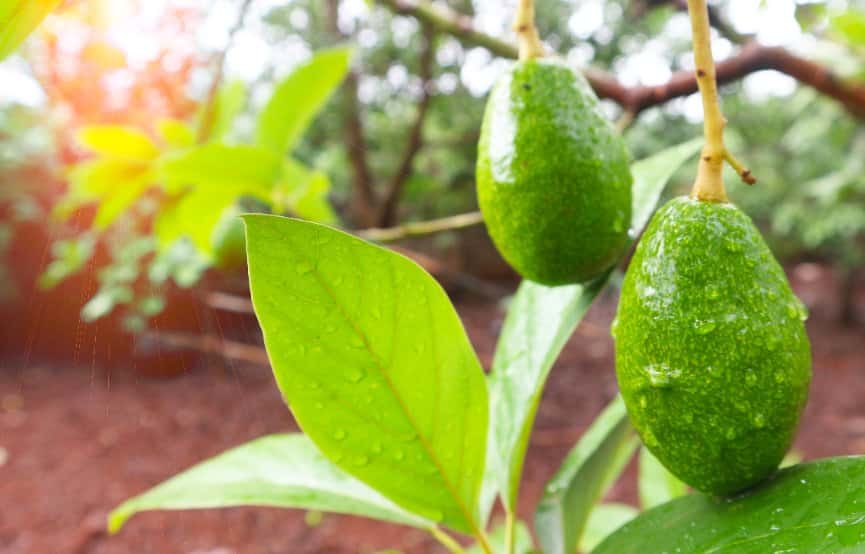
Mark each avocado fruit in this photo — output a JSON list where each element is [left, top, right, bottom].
[[613, 196, 811, 496], [476, 58, 633, 285]]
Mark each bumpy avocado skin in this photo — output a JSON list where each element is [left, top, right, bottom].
[[614, 197, 811, 496], [476, 59, 632, 285]]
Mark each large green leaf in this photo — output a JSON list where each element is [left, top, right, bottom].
[[109, 434, 431, 533], [595, 456, 865, 553], [0, 0, 61, 60], [244, 216, 489, 535], [158, 144, 280, 197], [638, 447, 687, 510], [535, 396, 638, 554], [256, 47, 351, 155], [480, 138, 702, 520]]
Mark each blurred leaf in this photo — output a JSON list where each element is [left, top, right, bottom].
[[198, 80, 247, 142], [578, 503, 639, 553], [77, 125, 159, 160], [0, 0, 62, 60], [109, 434, 431, 534], [832, 10, 865, 47], [595, 457, 865, 553], [155, 187, 239, 257], [92, 171, 154, 229], [277, 161, 338, 223], [256, 47, 352, 155], [638, 447, 687, 510], [81, 286, 133, 322], [467, 519, 534, 554], [244, 216, 488, 533], [479, 139, 702, 521], [38, 236, 96, 289], [156, 118, 195, 149], [534, 396, 638, 554], [158, 144, 280, 197]]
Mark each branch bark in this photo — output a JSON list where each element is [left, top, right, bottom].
[[377, 23, 436, 227], [379, 0, 865, 120], [327, 0, 378, 227]]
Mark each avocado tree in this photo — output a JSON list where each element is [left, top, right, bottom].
[[105, 1, 865, 553]]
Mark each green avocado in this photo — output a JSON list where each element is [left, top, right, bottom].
[[476, 58, 633, 285], [613, 196, 811, 496]]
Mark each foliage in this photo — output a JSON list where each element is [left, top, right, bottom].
[[0, 0, 61, 60], [37, 47, 350, 330], [110, 141, 703, 550]]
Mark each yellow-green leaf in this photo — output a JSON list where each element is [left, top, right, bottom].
[[76, 125, 159, 160], [0, 0, 61, 60]]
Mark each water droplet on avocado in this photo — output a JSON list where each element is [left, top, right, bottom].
[[706, 285, 721, 300], [645, 363, 681, 388], [694, 319, 717, 335], [352, 455, 370, 467], [394, 450, 404, 461], [725, 428, 737, 440], [642, 428, 659, 447], [774, 371, 786, 384], [752, 413, 766, 428], [333, 429, 346, 440], [610, 317, 620, 338]]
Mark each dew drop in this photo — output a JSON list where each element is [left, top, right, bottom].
[[725, 427, 737, 440], [333, 429, 347, 441], [639, 395, 648, 409], [372, 443, 382, 454], [683, 413, 694, 424], [345, 368, 366, 383], [694, 319, 717, 335], [394, 450, 405, 461], [296, 261, 313, 275], [353, 455, 370, 467], [753, 413, 766, 428], [350, 336, 365, 349], [706, 285, 721, 300], [610, 317, 620, 338], [774, 371, 786, 384], [795, 298, 809, 322], [745, 370, 757, 386], [645, 363, 680, 389], [724, 238, 743, 253]]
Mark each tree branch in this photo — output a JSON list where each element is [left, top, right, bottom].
[[378, 0, 865, 120], [377, 24, 436, 227], [327, 0, 378, 227], [358, 210, 484, 242]]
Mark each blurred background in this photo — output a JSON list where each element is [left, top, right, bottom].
[[1, 1, 863, 552]]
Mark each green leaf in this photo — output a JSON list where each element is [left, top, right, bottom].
[[595, 456, 865, 554], [244, 216, 488, 534], [480, 138, 702, 520], [467, 520, 534, 554], [832, 10, 865, 48], [578, 503, 638, 553], [77, 125, 159, 160], [638, 447, 687, 510], [256, 47, 351, 155], [154, 187, 238, 257], [158, 144, 280, 196], [156, 118, 195, 148], [109, 433, 431, 534], [197, 80, 247, 142], [534, 396, 638, 554], [277, 161, 338, 224], [0, 0, 61, 60]]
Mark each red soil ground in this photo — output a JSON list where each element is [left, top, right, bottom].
[[1, 263, 863, 553]]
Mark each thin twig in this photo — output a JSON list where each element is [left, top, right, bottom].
[[378, 0, 865, 120], [196, 0, 253, 143], [357, 211, 484, 242]]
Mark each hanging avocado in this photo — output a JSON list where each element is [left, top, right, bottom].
[[613, 196, 811, 496], [476, 58, 633, 286]]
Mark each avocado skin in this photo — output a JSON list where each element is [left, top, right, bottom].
[[476, 58, 632, 285], [614, 197, 811, 496]]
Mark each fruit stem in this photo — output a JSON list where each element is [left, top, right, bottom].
[[513, 0, 545, 60], [504, 509, 516, 554], [685, 0, 755, 201]]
